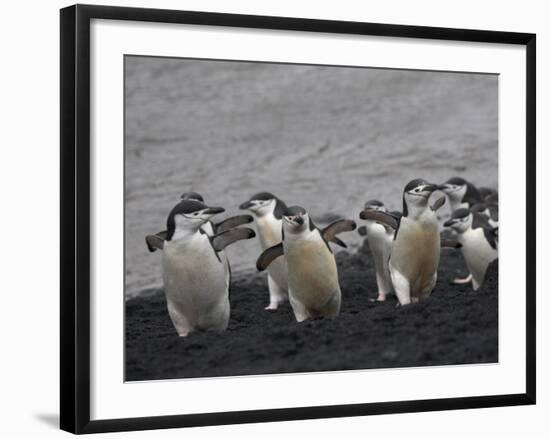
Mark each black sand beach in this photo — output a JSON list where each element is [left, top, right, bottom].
[[125, 239, 498, 381]]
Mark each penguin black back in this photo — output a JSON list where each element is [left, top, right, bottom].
[[472, 212, 498, 249], [464, 183, 482, 206]]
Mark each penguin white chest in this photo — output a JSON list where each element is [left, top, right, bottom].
[[366, 221, 392, 258], [284, 232, 340, 313], [256, 214, 288, 290], [365, 220, 393, 296], [459, 229, 498, 287], [390, 214, 440, 296], [201, 221, 215, 236], [256, 214, 282, 248], [162, 233, 229, 331]]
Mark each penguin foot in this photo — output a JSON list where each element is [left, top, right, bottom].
[[264, 303, 279, 311], [452, 274, 473, 285]]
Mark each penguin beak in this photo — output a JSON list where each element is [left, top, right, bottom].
[[424, 184, 438, 193], [284, 215, 303, 226], [203, 206, 225, 216], [239, 201, 253, 210], [444, 219, 456, 227]]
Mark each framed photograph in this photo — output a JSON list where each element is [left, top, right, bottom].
[[60, 4, 536, 434]]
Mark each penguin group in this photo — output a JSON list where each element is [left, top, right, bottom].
[[145, 177, 498, 336]]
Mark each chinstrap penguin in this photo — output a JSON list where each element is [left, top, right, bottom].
[[444, 208, 498, 290], [388, 179, 441, 306], [240, 192, 289, 310], [160, 199, 255, 336], [358, 200, 394, 301], [437, 177, 483, 285], [256, 206, 356, 322]]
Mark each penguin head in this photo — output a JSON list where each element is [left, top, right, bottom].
[[363, 199, 387, 213], [239, 192, 280, 217], [282, 205, 310, 234], [438, 177, 468, 202], [402, 178, 438, 216], [180, 191, 204, 202], [443, 208, 472, 233], [166, 199, 225, 240]]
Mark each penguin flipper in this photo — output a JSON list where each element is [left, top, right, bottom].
[[440, 238, 462, 249], [484, 227, 498, 250], [211, 228, 256, 252], [472, 212, 491, 229], [146, 231, 167, 252], [359, 210, 398, 229], [431, 196, 446, 211], [256, 243, 284, 271], [330, 236, 348, 248], [214, 214, 254, 233], [389, 210, 403, 220], [322, 219, 357, 243]]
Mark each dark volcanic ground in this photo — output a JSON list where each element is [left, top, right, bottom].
[[125, 241, 498, 381]]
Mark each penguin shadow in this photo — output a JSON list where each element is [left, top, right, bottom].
[[34, 413, 58, 429]]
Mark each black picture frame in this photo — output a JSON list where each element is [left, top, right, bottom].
[[60, 4, 536, 434]]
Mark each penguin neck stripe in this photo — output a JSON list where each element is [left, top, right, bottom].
[[407, 192, 430, 199]]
